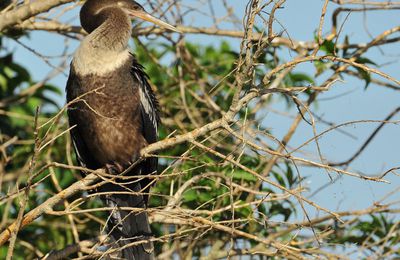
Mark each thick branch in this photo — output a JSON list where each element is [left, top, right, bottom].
[[0, 172, 98, 245], [0, 0, 74, 32]]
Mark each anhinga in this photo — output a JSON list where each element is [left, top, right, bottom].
[[66, 0, 178, 259]]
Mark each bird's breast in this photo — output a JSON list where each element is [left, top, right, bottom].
[[73, 41, 131, 76], [69, 66, 146, 167]]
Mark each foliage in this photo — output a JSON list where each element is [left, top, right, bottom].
[[0, 1, 399, 259]]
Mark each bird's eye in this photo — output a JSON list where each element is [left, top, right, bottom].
[[133, 5, 140, 10]]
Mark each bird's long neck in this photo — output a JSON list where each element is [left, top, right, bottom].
[[73, 7, 133, 75], [87, 7, 131, 51]]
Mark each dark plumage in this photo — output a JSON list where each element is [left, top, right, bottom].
[[66, 0, 178, 259]]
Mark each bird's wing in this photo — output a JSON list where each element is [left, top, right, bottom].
[[131, 61, 160, 144], [65, 67, 97, 169], [130, 59, 160, 198], [130, 59, 160, 147]]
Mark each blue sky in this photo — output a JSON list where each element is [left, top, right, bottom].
[[3, 0, 400, 223]]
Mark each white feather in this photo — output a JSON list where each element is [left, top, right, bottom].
[[138, 77, 158, 130], [73, 38, 131, 76]]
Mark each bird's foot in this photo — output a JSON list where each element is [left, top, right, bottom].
[[105, 163, 125, 174]]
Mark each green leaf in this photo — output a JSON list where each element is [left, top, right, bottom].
[[288, 72, 315, 86], [356, 57, 377, 66], [231, 169, 257, 182], [183, 189, 197, 202], [286, 163, 295, 187], [320, 39, 335, 55], [342, 35, 350, 58], [198, 191, 213, 202], [314, 60, 328, 76], [355, 67, 371, 89], [236, 202, 252, 216], [271, 171, 286, 187], [0, 73, 7, 92]]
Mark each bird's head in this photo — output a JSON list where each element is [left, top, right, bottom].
[[80, 0, 180, 33]]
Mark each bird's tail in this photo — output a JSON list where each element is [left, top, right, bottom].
[[102, 184, 154, 259]]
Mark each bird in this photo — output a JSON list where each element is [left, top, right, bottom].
[[65, 0, 179, 259]]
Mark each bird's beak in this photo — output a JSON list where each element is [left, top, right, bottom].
[[128, 10, 181, 33]]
